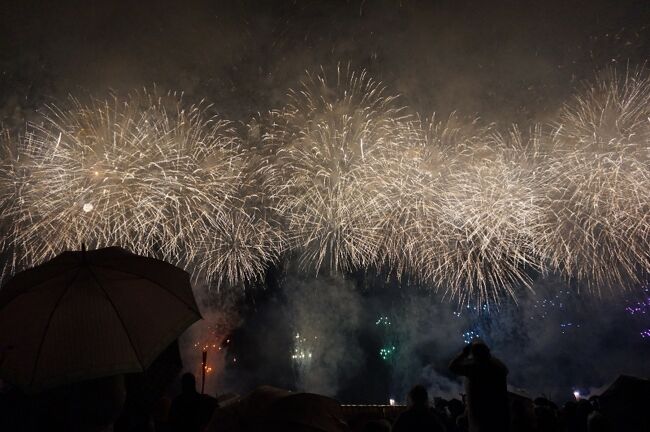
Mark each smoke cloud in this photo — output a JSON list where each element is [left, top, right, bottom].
[[285, 274, 364, 396], [205, 270, 649, 404]]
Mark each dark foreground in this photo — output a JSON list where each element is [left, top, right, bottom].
[[1, 372, 648, 432]]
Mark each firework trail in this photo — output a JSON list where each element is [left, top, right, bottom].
[[266, 65, 409, 273], [540, 67, 650, 290], [0, 129, 29, 281], [410, 122, 547, 304], [1, 67, 649, 304], [0, 90, 282, 287], [194, 207, 285, 288]]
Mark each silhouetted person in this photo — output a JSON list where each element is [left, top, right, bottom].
[[449, 340, 509, 432], [587, 397, 610, 432], [393, 385, 447, 432], [447, 398, 466, 432], [574, 399, 593, 432], [169, 373, 203, 432], [198, 392, 219, 429], [152, 397, 172, 432], [534, 398, 559, 432], [364, 419, 392, 432], [510, 398, 532, 432], [561, 401, 578, 432]]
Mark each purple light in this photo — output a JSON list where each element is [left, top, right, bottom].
[[624, 285, 650, 316]]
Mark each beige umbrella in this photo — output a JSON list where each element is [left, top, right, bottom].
[[0, 246, 201, 392]]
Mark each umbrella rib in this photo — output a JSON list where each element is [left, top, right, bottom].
[[0, 267, 76, 307], [88, 262, 199, 313], [86, 266, 146, 370], [29, 267, 84, 388]]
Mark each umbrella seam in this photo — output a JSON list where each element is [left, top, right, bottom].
[[86, 266, 146, 370], [29, 267, 84, 388], [88, 262, 199, 313], [0, 267, 76, 307]]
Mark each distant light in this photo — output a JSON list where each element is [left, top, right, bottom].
[[573, 390, 580, 400], [389, 398, 396, 406], [83, 203, 94, 213]]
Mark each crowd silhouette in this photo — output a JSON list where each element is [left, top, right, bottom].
[[392, 385, 446, 432], [449, 340, 509, 432], [1, 340, 646, 432], [168, 373, 218, 432]]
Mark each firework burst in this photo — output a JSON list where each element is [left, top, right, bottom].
[[0, 129, 31, 279], [0, 90, 281, 287], [411, 123, 546, 304], [540, 68, 650, 290], [1, 67, 649, 304], [267, 65, 409, 273], [194, 207, 285, 288]]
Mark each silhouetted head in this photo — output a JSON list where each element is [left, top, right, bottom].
[[181, 372, 197, 394], [511, 398, 527, 415], [447, 398, 464, 417], [55, 374, 127, 430], [408, 385, 429, 407], [563, 400, 577, 416], [363, 419, 391, 432], [588, 395, 602, 409], [576, 399, 593, 417], [470, 340, 491, 360]]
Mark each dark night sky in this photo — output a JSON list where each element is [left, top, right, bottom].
[[2, 0, 650, 125]]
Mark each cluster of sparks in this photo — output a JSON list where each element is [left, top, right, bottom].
[[375, 314, 398, 361], [625, 286, 650, 315], [379, 345, 397, 361], [624, 283, 650, 340], [375, 316, 392, 326], [291, 332, 315, 367], [1, 66, 649, 304], [462, 329, 481, 345], [192, 325, 232, 378], [530, 290, 570, 319]]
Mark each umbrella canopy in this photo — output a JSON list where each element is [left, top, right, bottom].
[[207, 386, 348, 432], [0, 246, 201, 392]]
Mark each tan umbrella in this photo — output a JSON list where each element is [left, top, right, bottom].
[[0, 246, 201, 392]]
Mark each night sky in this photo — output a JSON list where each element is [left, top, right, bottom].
[[2, 0, 649, 125]]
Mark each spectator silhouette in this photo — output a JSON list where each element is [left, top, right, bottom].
[[363, 419, 392, 432], [510, 398, 533, 432], [392, 385, 447, 432], [152, 396, 172, 432], [169, 373, 204, 432], [446, 398, 466, 432], [561, 400, 579, 432], [587, 396, 611, 432], [533, 397, 559, 432], [199, 391, 219, 428], [449, 340, 509, 432], [574, 399, 593, 432]]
